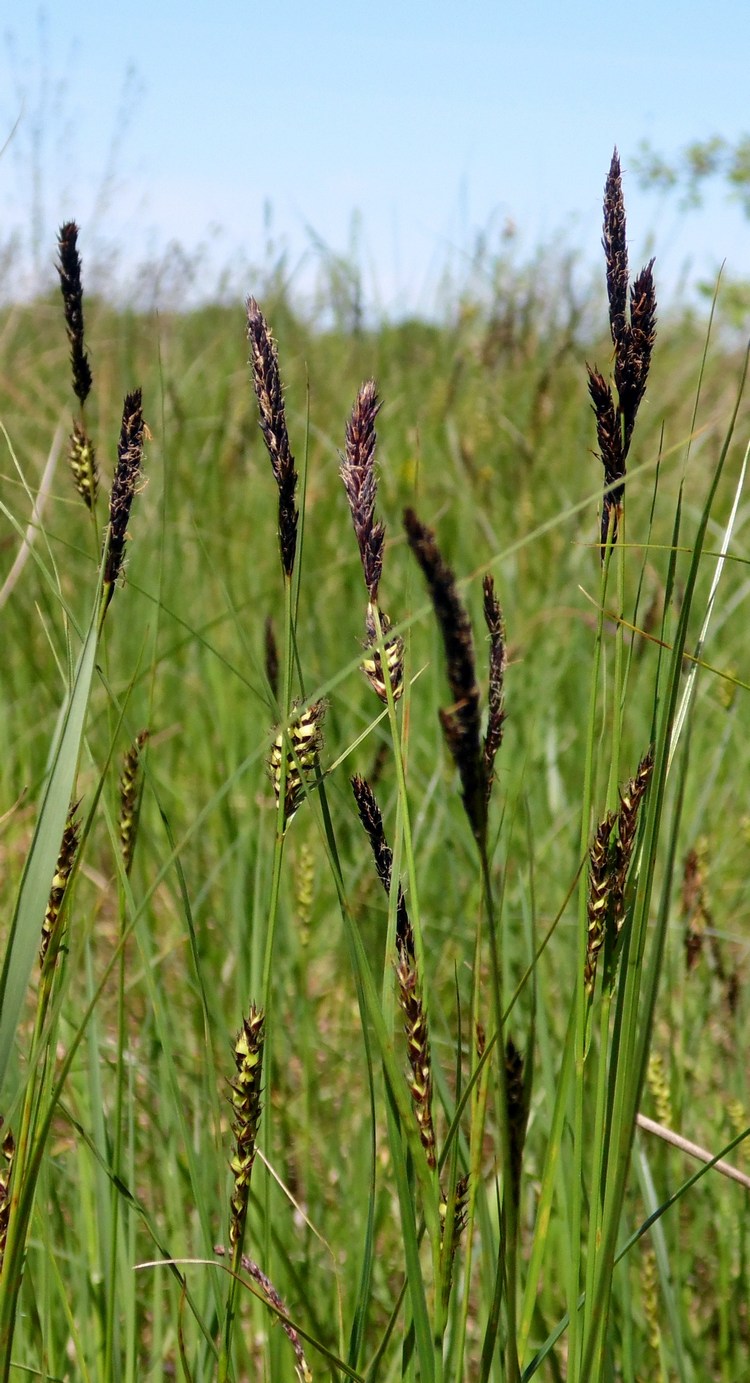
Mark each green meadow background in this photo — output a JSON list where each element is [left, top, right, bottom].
[[0, 205, 748, 1382]]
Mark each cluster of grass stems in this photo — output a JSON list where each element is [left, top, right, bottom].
[[0, 155, 748, 1380]]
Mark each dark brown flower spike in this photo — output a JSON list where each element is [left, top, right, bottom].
[[351, 774, 412, 958], [341, 380, 384, 602], [589, 150, 657, 557], [620, 260, 657, 452], [102, 390, 145, 618], [505, 1036, 529, 1210], [57, 222, 92, 406], [351, 773, 435, 1167], [264, 615, 279, 702], [404, 508, 486, 845], [587, 365, 625, 549], [482, 575, 507, 805], [602, 152, 629, 362], [247, 298, 298, 578], [228, 1006, 265, 1251]]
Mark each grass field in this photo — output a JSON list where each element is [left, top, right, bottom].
[[0, 158, 748, 1381]]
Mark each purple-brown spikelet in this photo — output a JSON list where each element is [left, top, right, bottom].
[[612, 746, 654, 922], [246, 297, 298, 578], [341, 380, 384, 602], [585, 748, 654, 993], [341, 384, 404, 702], [589, 150, 657, 557], [213, 1246, 313, 1381], [344, 381, 384, 597], [264, 615, 279, 702], [482, 574, 507, 805], [396, 945, 437, 1170], [439, 1172, 470, 1296], [0, 1120, 14, 1273], [620, 260, 657, 451], [602, 152, 629, 361], [119, 730, 149, 876], [404, 508, 486, 845], [351, 774, 412, 957], [102, 390, 145, 617], [57, 222, 92, 406], [585, 810, 617, 995], [681, 845, 710, 972], [587, 365, 625, 548], [228, 1006, 265, 1251], [505, 1036, 528, 1209], [40, 804, 81, 969], [351, 773, 435, 1165]]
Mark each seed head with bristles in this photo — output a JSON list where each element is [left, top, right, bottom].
[[102, 390, 145, 618], [341, 380, 384, 602], [246, 297, 298, 578], [228, 1006, 265, 1250], [57, 221, 92, 406], [404, 508, 486, 845]]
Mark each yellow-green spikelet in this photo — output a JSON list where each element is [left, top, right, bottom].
[[269, 700, 326, 827]]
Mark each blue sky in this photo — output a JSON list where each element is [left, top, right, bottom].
[[1, 1, 749, 312]]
